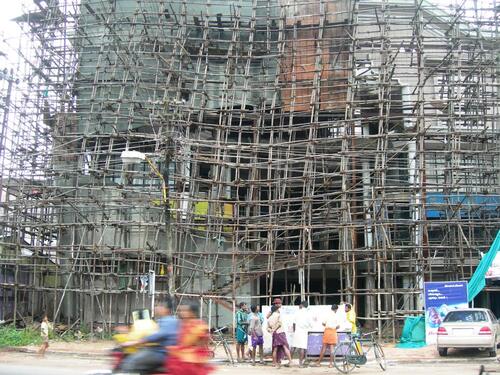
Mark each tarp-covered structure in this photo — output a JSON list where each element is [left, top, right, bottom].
[[468, 230, 500, 302], [396, 316, 426, 348]]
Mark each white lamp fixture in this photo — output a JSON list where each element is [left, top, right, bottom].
[[121, 150, 147, 165]]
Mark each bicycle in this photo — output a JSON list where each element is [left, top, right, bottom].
[[208, 326, 235, 365], [333, 330, 387, 373]]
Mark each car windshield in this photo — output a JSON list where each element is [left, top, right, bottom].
[[444, 310, 488, 323]]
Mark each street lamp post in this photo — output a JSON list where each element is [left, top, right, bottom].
[[121, 150, 174, 298]]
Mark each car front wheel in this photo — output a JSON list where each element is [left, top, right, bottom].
[[438, 348, 448, 357]]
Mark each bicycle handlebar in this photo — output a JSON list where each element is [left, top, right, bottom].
[[213, 326, 228, 334], [361, 329, 378, 337]]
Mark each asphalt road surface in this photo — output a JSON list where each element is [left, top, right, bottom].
[[0, 352, 497, 375]]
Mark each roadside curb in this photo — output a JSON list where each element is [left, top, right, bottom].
[[2, 347, 498, 366], [386, 358, 499, 365], [1, 347, 108, 360]]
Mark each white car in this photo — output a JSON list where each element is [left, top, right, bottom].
[[437, 308, 499, 357]]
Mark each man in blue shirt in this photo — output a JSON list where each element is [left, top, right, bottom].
[[121, 298, 179, 373]]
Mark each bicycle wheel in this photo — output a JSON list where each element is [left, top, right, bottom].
[[333, 342, 357, 374], [223, 341, 235, 365], [373, 343, 387, 371]]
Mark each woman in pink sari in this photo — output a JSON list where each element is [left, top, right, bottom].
[[167, 303, 214, 375]]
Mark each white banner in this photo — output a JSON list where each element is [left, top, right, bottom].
[[486, 252, 500, 280]]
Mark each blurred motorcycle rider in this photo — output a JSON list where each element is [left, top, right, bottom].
[[121, 298, 178, 373]]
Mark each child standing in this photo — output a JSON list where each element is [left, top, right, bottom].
[[38, 314, 50, 357], [248, 305, 264, 365]]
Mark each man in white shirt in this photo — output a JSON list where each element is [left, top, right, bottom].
[[293, 301, 312, 367]]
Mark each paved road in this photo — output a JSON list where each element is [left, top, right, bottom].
[[0, 352, 497, 375], [0, 352, 108, 375]]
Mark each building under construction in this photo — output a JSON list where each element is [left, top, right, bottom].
[[0, 0, 499, 336]]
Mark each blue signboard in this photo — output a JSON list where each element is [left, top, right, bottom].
[[424, 281, 468, 344]]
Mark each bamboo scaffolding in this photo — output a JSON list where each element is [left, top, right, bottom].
[[0, 0, 497, 339]]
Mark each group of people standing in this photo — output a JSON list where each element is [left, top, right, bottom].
[[235, 302, 266, 365], [235, 298, 292, 367], [234, 298, 357, 368], [293, 301, 357, 368]]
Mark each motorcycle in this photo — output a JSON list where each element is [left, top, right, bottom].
[[87, 308, 167, 375], [88, 308, 214, 375], [109, 348, 169, 375]]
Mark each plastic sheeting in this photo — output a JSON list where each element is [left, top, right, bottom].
[[468, 230, 500, 302], [396, 316, 427, 348]]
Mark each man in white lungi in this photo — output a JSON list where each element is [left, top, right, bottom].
[[292, 301, 312, 367]]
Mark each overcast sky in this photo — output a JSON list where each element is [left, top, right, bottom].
[[1, 1, 23, 40]]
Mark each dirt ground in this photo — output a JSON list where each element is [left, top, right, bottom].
[[12, 339, 454, 361]]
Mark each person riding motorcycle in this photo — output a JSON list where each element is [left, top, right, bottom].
[[120, 298, 178, 374]]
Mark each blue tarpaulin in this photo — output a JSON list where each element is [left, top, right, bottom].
[[426, 193, 500, 219], [468, 230, 500, 302]]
